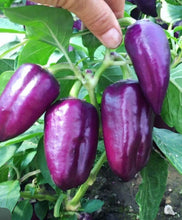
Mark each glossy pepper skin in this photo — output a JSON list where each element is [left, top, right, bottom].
[[101, 80, 154, 181], [134, 0, 157, 17], [125, 20, 170, 115], [0, 63, 59, 141], [44, 99, 99, 190]]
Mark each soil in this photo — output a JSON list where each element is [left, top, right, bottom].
[[86, 163, 182, 220]]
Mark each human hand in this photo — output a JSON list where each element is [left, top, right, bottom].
[[31, 0, 125, 49]]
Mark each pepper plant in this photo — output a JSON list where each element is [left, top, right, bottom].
[[0, 0, 182, 219]]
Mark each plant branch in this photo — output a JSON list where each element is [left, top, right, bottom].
[[69, 80, 82, 98], [0, 39, 28, 59], [66, 151, 107, 211], [20, 191, 57, 202], [118, 17, 136, 27], [20, 169, 41, 183]]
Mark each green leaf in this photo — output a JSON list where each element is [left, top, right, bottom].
[[18, 40, 55, 66], [0, 180, 20, 212], [58, 79, 75, 99], [0, 40, 20, 57], [0, 165, 9, 183], [0, 18, 24, 33], [12, 200, 33, 220], [153, 128, 182, 174], [161, 1, 182, 23], [0, 123, 43, 148], [62, 214, 77, 220], [0, 0, 14, 9], [54, 53, 77, 98], [34, 201, 49, 220], [82, 199, 104, 213], [0, 70, 14, 95], [4, 6, 73, 48], [0, 60, 14, 74], [136, 151, 168, 220], [0, 145, 17, 167], [161, 63, 182, 133], [124, 1, 137, 15], [20, 151, 37, 170], [17, 137, 39, 152], [165, 0, 182, 5], [82, 33, 101, 58], [98, 65, 123, 92], [36, 138, 55, 189]]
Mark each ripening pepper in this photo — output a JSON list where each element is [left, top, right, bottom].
[[134, 0, 157, 17], [0, 63, 60, 141], [44, 99, 99, 190], [101, 80, 154, 181], [125, 20, 170, 115]]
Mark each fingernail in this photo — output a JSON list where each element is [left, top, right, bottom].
[[100, 28, 122, 49]]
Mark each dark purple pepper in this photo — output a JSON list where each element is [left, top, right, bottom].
[[73, 19, 82, 31], [44, 99, 99, 190], [173, 20, 182, 38], [130, 7, 141, 20], [101, 80, 154, 181], [134, 0, 157, 17], [154, 115, 175, 132], [26, 0, 36, 5], [0, 63, 60, 141], [125, 20, 170, 115]]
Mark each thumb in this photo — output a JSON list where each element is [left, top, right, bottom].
[[31, 0, 123, 48], [62, 0, 123, 48]]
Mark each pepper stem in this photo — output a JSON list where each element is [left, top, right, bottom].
[[20, 191, 57, 202], [118, 17, 136, 27], [69, 80, 82, 98], [66, 151, 107, 211]]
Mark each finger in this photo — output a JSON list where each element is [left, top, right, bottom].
[[64, 0, 123, 48], [105, 0, 125, 18], [31, 0, 123, 48]]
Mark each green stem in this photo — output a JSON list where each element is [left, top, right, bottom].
[[69, 80, 82, 98], [87, 87, 98, 108], [0, 40, 28, 59], [20, 169, 41, 183], [20, 191, 57, 202], [117, 55, 133, 79], [89, 49, 113, 89], [56, 41, 84, 82], [71, 29, 90, 38], [47, 63, 74, 74], [121, 62, 133, 79], [171, 49, 182, 68], [118, 17, 136, 27], [54, 194, 66, 218], [66, 151, 107, 211], [11, 165, 20, 180]]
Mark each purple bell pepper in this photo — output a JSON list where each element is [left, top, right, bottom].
[[0, 63, 60, 141], [101, 80, 154, 181], [44, 99, 99, 190], [125, 20, 170, 114]]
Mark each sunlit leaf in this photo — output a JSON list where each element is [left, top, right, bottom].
[[161, 63, 182, 133], [136, 151, 168, 220], [0, 180, 20, 212], [153, 127, 182, 174]]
